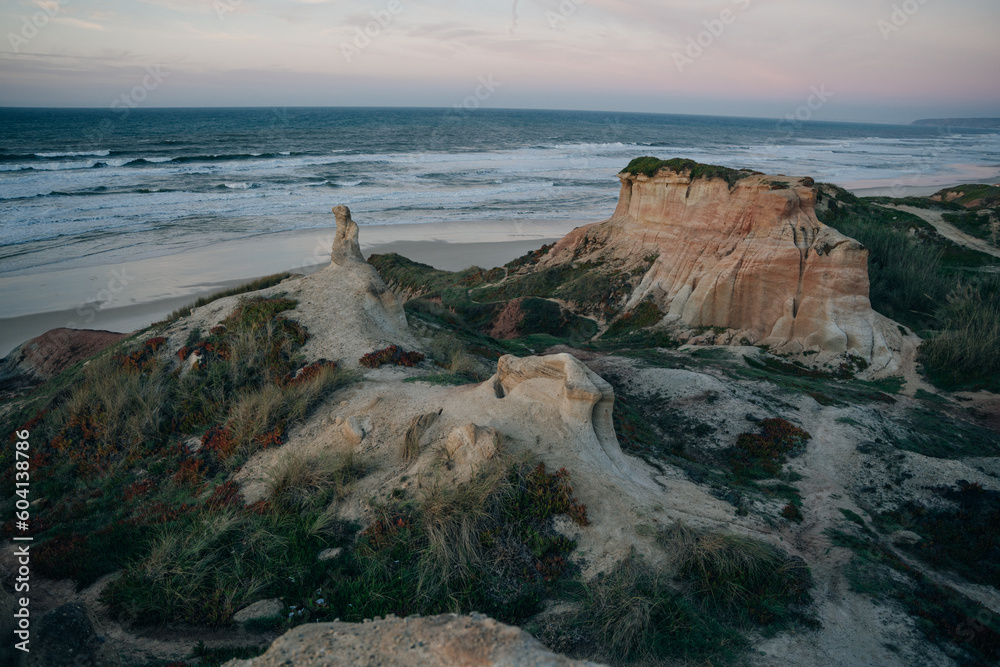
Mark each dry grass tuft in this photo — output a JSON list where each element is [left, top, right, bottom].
[[265, 449, 363, 512]]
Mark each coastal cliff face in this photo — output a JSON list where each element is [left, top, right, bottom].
[[540, 165, 906, 373]]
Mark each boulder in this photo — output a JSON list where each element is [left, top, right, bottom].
[[222, 613, 606, 667], [444, 424, 500, 481], [233, 598, 284, 624], [28, 602, 121, 667], [342, 415, 369, 446]]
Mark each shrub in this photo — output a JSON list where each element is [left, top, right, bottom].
[[265, 450, 363, 512], [603, 300, 664, 338], [574, 552, 744, 663], [359, 345, 425, 368], [663, 524, 811, 625], [729, 418, 810, 479], [919, 276, 1000, 390], [310, 457, 589, 625], [102, 507, 345, 626]]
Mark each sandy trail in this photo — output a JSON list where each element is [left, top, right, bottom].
[[753, 401, 956, 667], [884, 204, 1000, 259]]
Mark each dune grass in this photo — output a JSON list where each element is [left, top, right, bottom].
[[557, 525, 811, 665], [3, 295, 354, 601], [919, 275, 1000, 391], [161, 272, 293, 323]]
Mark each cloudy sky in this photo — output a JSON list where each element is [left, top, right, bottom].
[[1, 0, 998, 123]]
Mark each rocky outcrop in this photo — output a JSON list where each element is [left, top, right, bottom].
[[539, 161, 906, 374], [492, 353, 636, 480], [0, 328, 127, 391], [287, 206, 419, 365], [223, 613, 605, 667], [165, 206, 420, 368]]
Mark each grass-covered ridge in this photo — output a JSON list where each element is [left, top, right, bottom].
[[621, 157, 762, 189], [932, 183, 1000, 209], [162, 272, 293, 323], [817, 186, 1000, 391], [1, 296, 353, 598]]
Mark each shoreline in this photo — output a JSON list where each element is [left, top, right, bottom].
[[0, 219, 589, 357], [3, 172, 999, 358]]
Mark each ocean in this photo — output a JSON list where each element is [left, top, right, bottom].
[[2, 107, 999, 276]]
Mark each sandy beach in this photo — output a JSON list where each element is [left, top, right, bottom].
[[3, 174, 998, 358], [0, 219, 591, 356]]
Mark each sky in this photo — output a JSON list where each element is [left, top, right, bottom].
[[1, 0, 998, 124]]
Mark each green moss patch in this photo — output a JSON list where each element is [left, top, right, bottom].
[[621, 157, 761, 189]]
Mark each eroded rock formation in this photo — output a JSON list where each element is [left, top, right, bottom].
[[288, 206, 418, 364], [165, 205, 420, 368], [539, 162, 906, 374], [222, 613, 605, 667]]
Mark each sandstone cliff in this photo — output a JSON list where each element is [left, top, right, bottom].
[[538, 159, 907, 375]]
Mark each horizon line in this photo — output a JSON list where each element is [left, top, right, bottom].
[[0, 104, 980, 128]]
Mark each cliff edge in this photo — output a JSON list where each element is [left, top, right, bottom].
[[538, 158, 908, 375]]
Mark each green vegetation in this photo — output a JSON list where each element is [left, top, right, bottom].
[[282, 457, 589, 625], [818, 191, 951, 331], [919, 277, 1000, 392], [603, 300, 664, 338], [665, 524, 811, 625], [943, 209, 998, 244], [161, 272, 293, 323], [621, 157, 761, 189], [570, 553, 745, 664], [819, 187, 1000, 390], [369, 253, 603, 343], [1, 296, 353, 601], [889, 403, 1000, 459], [733, 353, 900, 407], [549, 526, 811, 665], [872, 481, 1000, 590], [831, 528, 1000, 666], [932, 183, 1000, 208], [366, 253, 503, 298]]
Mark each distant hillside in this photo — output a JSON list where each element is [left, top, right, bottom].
[[911, 118, 1000, 129]]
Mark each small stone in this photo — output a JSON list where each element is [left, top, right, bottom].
[[342, 416, 367, 446], [318, 547, 344, 562], [233, 598, 284, 624], [891, 530, 922, 547]]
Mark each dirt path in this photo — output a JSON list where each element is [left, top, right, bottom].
[[751, 402, 955, 667], [884, 204, 1000, 259]]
